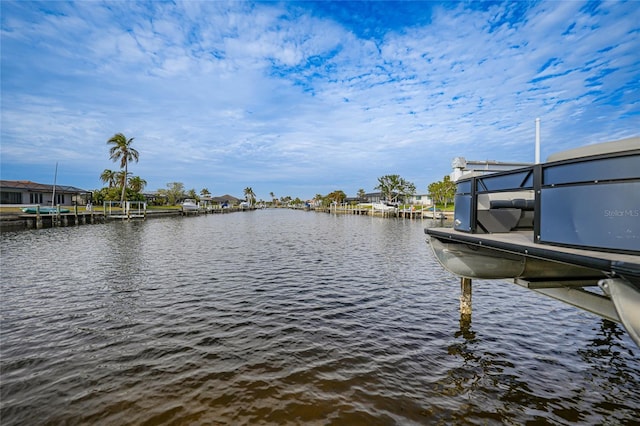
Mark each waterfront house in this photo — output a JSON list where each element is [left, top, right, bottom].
[[361, 192, 432, 205], [0, 180, 90, 206], [407, 194, 433, 206], [142, 192, 168, 206], [211, 194, 241, 207], [364, 192, 385, 203]]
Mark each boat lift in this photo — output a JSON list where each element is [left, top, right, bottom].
[[103, 201, 147, 220]]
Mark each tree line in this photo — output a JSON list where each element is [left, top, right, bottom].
[[92, 133, 265, 207], [313, 174, 455, 208], [93, 133, 456, 208]]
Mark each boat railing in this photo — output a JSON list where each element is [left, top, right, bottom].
[[453, 147, 640, 254], [454, 166, 535, 234]]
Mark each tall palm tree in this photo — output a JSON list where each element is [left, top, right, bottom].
[[244, 187, 256, 206], [107, 133, 139, 206], [100, 169, 117, 188]]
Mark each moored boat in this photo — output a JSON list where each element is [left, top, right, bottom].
[[425, 137, 640, 347], [21, 206, 70, 214], [181, 199, 199, 211], [370, 202, 396, 211]]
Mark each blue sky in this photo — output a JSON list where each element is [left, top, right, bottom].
[[1, 1, 638, 200]]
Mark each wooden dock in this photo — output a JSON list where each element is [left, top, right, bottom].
[[1, 204, 260, 231], [316, 205, 451, 220], [19, 210, 106, 229]]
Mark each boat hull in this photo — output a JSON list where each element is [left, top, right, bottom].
[[181, 199, 199, 211], [21, 207, 70, 214], [428, 235, 602, 280]]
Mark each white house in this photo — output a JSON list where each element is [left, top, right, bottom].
[[407, 193, 432, 206]]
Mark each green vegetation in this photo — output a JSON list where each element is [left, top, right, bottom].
[[313, 174, 420, 209], [185, 188, 199, 200], [428, 175, 456, 209], [156, 182, 186, 206], [326, 190, 346, 204], [92, 187, 144, 205], [128, 176, 147, 193], [375, 174, 416, 204]]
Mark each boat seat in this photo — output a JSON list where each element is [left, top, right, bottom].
[[490, 198, 534, 210], [477, 199, 535, 233], [476, 209, 521, 233]]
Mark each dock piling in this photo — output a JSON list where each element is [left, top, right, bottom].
[[460, 277, 472, 316]]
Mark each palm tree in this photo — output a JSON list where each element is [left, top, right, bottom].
[[186, 188, 198, 201], [100, 169, 117, 188], [244, 187, 256, 207], [115, 171, 131, 191], [128, 176, 147, 193], [107, 133, 139, 206], [200, 188, 211, 197], [326, 190, 346, 204]]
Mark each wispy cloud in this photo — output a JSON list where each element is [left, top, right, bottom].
[[1, 1, 638, 199]]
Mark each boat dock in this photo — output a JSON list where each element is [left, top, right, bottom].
[[9, 209, 106, 230], [0, 204, 259, 231], [316, 204, 451, 220]]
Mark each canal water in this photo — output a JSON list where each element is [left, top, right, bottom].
[[1, 209, 638, 425]]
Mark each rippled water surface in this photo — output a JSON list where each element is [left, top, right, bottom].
[[1, 209, 639, 425]]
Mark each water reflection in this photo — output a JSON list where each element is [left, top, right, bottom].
[[574, 319, 640, 422], [456, 313, 475, 341], [96, 222, 147, 328], [440, 295, 640, 424]]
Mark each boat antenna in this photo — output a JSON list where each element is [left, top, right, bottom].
[[51, 162, 58, 207], [535, 118, 541, 164]]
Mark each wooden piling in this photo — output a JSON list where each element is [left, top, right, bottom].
[[36, 206, 43, 229], [460, 277, 472, 316]]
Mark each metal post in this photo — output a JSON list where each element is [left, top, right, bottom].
[[535, 118, 541, 164]]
